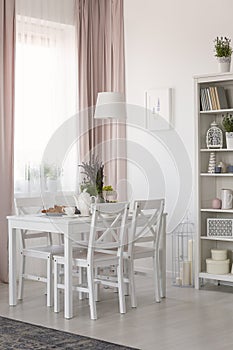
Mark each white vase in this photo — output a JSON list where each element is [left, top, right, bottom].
[[218, 56, 231, 73], [226, 132, 233, 149]]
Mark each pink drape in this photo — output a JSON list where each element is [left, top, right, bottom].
[[75, 0, 127, 200], [0, 0, 15, 282]]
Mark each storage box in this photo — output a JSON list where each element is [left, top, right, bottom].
[[206, 258, 230, 274], [211, 249, 227, 261], [207, 218, 233, 237]]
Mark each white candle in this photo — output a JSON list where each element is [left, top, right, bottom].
[[188, 239, 193, 262], [181, 261, 191, 286], [188, 239, 193, 285]]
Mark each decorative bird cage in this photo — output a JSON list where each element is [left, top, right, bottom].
[[206, 121, 223, 148], [170, 216, 195, 287]]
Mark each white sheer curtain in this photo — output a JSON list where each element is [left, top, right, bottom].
[[15, 0, 78, 194]]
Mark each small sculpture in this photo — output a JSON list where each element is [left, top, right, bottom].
[[206, 121, 223, 148], [208, 152, 216, 173]]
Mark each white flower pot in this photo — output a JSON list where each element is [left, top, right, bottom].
[[226, 132, 233, 149], [218, 56, 231, 73]]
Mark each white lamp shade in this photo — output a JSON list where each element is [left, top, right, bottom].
[[94, 92, 126, 120]]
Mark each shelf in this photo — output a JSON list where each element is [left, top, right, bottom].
[[200, 148, 233, 152], [200, 173, 233, 176], [200, 108, 233, 115], [201, 209, 233, 213], [199, 272, 233, 282], [201, 236, 233, 242]]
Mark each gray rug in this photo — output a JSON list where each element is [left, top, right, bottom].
[[0, 316, 139, 349]]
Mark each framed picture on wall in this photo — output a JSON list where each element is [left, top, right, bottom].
[[145, 88, 172, 130]]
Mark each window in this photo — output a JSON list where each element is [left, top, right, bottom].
[[14, 14, 78, 193]]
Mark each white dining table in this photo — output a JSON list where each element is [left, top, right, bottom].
[[7, 213, 167, 319]]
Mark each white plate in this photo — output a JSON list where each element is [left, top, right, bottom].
[[65, 214, 80, 218], [45, 213, 63, 217]]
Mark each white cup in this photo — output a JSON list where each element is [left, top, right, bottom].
[[221, 189, 233, 209], [63, 206, 75, 216]]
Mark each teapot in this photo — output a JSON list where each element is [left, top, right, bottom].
[[73, 190, 97, 216]]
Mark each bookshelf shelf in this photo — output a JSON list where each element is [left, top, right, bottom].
[[199, 272, 233, 282], [201, 208, 233, 213], [201, 236, 233, 242], [200, 108, 233, 115], [200, 173, 233, 176], [200, 148, 233, 152]]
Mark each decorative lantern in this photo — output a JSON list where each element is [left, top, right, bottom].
[[206, 121, 223, 148]]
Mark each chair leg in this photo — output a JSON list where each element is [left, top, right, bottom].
[[117, 261, 126, 314], [124, 260, 129, 296], [153, 253, 161, 303], [128, 259, 137, 308], [87, 266, 97, 320], [79, 267, 85, 300], [46, 255, 53, 307], [94, 267, 100, 302], [18, 253, 25, 300], [54, 258, 60, 313]]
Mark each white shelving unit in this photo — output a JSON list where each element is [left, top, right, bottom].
[[194, 72, 233, 289]]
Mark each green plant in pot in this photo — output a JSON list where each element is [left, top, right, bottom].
[[214, 36, 232, 73], [43, 163, 62, 192], [79, 155, 104, 201], [222, 113, 233, 149], [102, 185, 117, 203]]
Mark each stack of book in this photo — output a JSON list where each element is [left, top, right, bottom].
[[200, 86, 228, 111]]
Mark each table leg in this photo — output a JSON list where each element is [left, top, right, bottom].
[[9, 225, 17, 306], [64, 232, 73, 319]]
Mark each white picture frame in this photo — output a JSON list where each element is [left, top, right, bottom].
[[145, 88, 172, 130]]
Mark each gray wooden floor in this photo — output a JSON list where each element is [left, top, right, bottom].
[[1, 276, 233, 350]]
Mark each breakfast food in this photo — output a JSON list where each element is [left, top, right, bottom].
[[41, 205, 64, 214]]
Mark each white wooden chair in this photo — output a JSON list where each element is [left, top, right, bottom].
[[15, 196, 74, 307], [127, 199, 165, 307], [53, 202, 129, 320]]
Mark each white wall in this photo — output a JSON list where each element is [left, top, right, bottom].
[[124, 0, 233, 275]]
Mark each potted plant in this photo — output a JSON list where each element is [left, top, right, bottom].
[[43, 163, 62, 192], [102, 185, 117, 202], [214, 36, 232, 73], [222, 113, 233, 148], [79, 155, 104, 201]]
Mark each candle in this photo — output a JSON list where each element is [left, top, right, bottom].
[[188, 239, 193, 262], [188, 239, 193, 285], [181, 261, 191, 286]]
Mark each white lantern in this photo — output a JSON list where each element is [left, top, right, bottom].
[[206, 121, 223, 148]]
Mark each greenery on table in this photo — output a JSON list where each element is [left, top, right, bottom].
[[103, 185, 113, 191], [214, 36, 232, 57], [79, 155, 104, 198]]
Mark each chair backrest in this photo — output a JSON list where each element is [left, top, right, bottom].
[[15, 194, 78, 248], [87, 202, 130, 262], [128, 199, 165, 256], [14, 197, 52, 248]]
